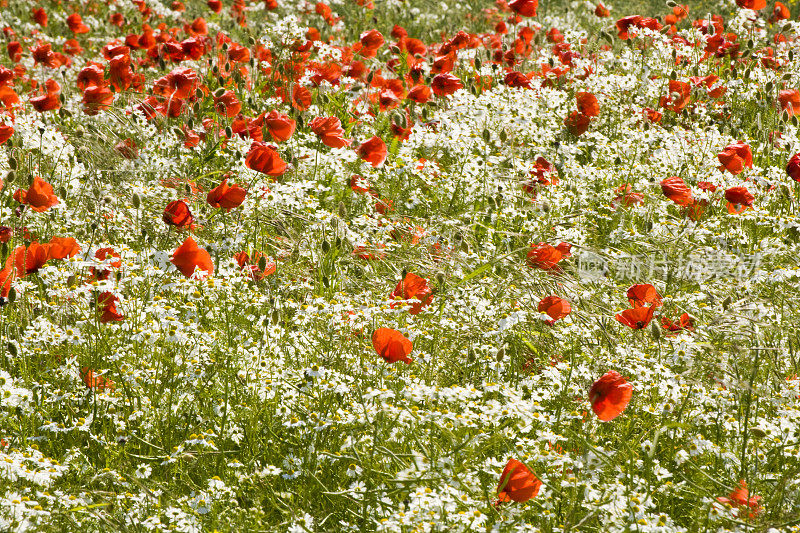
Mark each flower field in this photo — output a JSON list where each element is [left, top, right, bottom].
[[3, 0, 800, 530]]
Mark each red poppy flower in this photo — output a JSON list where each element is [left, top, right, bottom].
[[564, 111, 590, 136], [787, 153, 800, 183], [372, 328, 413, 364], [207, 178, 247, 211], [660, 176, 692, 206], [611, 184, 644, 208], [98, 292, 124, 323], [527, 242, 568, 270], [781, 90, 800, 116], [509, 0, 538, 17], [83, 85, 114, 115], [81, 367, 116, 392], [661, 313, 694, 333], [45, 237, 80, 260], [735, 0, 766, 9], [234, 251, 276, 281], [358, 29, 384, 58], [0, 122, 13, 145], [576, 92, 599, 117], [66, 13, 90, 34], [615, 305, 656, 329], [7, 42, 22, 63], [32, 7, 48, 27], [208, 0, 223, 13], [717, 480, 762, 519], [718, 142, 752, 175], [7, 242, 50, 276], [659, 80, 691, 113], [407, 85, 431, 103], [357, 136, 388, 167], [163, 200, 194, 228], [595, 3, 610, 17], [290, 84, 312, 111], [309, 117, 352, 148], [616, 16, 642, 40], [153, 67, 199, 99], [589, 371, 633, 421], [504, 71, 532, 89], [680, 198, 705, 221], [30, 79, 61, 113], [626, 284, 662, 308], [391, 272, 434, 315], [14, 176, 59, 212], [265, 110, 296, 142], [92, 247, 122, 281], [171, 236, 214, 278], [213, 90, 241, 118], [725, 186, 754, 214], [496, 458, 542, 504], [245, 141, 287, 177], [538, 296, 571, 325], [770, 2, 790, 22], [431, 73, 463, 96]]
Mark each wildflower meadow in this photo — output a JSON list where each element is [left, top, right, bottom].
[[2, 0, 800, 531]]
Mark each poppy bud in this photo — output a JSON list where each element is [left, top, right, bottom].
[[766, 81, 773, 94], [212, 64, 219, 75], [7, 287, 15, 304], [6, 171, 15, 184], [790, 50, 795, 62], [193, 102, 201, 115], [8, 156, 17, 170], [271, 309, 280, 325], [258, 255, 267, 272], [482, 128, 491, 143], [195, 88, 204, 100], [90, 222, 98, 232], [224, 126, 233, 138], [749, 427, 766, 439], [7, 342, 17, 356], [322, 275, 329, 287], [435, 272, 445, 286], [66, 274, 76, 286], [338, 201, 347, 218], [496, 347, 505, 362], [321, 240, 330, 253], [665, 0, 676, 6], [214, 87, 226, 98], [650, 321, 661, 341], [75, 126, 85, 137]]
